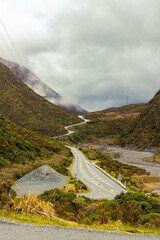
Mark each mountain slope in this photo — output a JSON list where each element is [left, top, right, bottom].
[[0, 114, 68, 169], [0, 62, 81, 136], [70, 103, 146, 142], [0, 57, 88, 114], [86, 103, 146, 121], [0, 113, 74, 207], [73, 91, 160, 149], [125, 90, 160, 148]]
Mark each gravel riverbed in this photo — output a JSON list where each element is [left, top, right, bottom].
[[107, 146, 160, 177]]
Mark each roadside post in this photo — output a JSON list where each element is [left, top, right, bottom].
[[118, 174, 122, 181]]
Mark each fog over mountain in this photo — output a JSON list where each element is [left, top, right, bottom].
[[0, 58, 88, 114], [1, 0, 160, 111]]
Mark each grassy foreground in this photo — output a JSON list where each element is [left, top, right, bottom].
[[0, 210, 160, 236], [1, 190, 160, 237]]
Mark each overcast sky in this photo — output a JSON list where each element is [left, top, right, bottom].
[[1, 0, 160, 111]]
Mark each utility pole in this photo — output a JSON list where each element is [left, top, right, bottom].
[[126, 96, 129, 105]]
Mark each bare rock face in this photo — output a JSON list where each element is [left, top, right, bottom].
[[0, 57, 88, 115], [12, 165, 67, 196]]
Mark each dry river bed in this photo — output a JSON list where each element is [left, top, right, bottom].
[[106, 146, 160, 177]]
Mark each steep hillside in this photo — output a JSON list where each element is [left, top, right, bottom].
[[0, 62, 81, 136], [71, 104, 146, 142], [0, 57, 88, 115], [72, 92, 160, 149], [0, 113, 74, 207], [125, 90, 160, 148], [0, 114, 70, 171]]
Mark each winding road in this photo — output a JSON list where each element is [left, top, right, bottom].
[[52, 115, 90, 138], [53, 115, 127, 199], [1, 116, 159, 239], [69, 146, 126, 199]]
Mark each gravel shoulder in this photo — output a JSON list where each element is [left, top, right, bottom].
[[0, 220, 159, 240]]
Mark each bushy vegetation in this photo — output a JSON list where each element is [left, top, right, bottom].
[[0, 114, 70, 169], [72, 91, 160, 150], [0, 62, 80, 136], [0, 179, 13, 209], [69, 104, 146, 144], [70, 119, 124, 143], [80, 146, 160, 193], [124, 90, 160, 148], [0, 114, 73, 208], [68, 176, 87, 192], [39, 189, 160, 229]]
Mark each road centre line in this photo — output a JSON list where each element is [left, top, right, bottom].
[[80, 160, 116, 196], [70, 146, 123, 198], [85, 159, 114, 187], [73, 154, 96, 193], [98, 191, 108, 198]]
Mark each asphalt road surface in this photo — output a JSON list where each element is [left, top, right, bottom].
[[53, 115, 90, 138], [0, 221, 159, 240], [68, 146, 127, 199]]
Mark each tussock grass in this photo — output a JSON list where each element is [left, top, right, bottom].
[[5, 193, 55, 219]]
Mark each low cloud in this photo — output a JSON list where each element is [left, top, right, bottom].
[[1, 0, 160, 111]]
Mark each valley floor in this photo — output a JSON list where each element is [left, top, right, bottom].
[[107, 146, 160, 177]]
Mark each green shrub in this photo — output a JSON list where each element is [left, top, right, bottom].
[[141, 213, 160, 225]]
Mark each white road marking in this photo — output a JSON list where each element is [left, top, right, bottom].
[[68, 146, 126, 199]]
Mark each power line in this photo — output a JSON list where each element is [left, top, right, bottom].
[[0, 42, 8, 59], [0, 17, 24, 65], [0, 29, 16, 62]]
